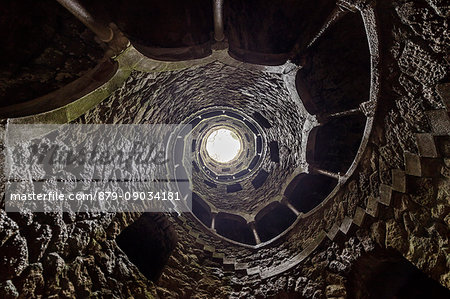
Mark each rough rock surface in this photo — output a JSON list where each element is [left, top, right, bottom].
[[0, 0, 449, 297]]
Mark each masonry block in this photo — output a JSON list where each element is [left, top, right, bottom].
[[366, 196, 379, 217], [235, 263, 248, 274], [188, 231, 199, 239], [340, 217, 354, 234], [212, 252, 224, 262], [223, 258, 236, 271], [379, 184, 392, 206], [426, 110, 450, 136], [353, 207, 366, 227], [391, 169, 406, 193], [415, 133, 438, 158], [326, 223, 341, 241], [405, 152, 442, 177], [404, 152, 421, 176], [203, 245, 215, 254], [436, 83, 450, 112], [195, 238, 206, 246], [246, 267, 260, 276]]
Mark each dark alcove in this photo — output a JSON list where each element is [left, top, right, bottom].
[[116, 213, 178, 282], [347, 248, 450, 299]]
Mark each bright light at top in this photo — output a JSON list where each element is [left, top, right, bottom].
[[206, 128, 242, 163]]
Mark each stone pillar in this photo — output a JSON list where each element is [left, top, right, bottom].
[[213, 0, 224, 41], [211, 212, 217, 231], [56, 0, 113, 42], [285, 201, 301, 216], [249, 222, 261, 244], [56, 0, 129, 55]]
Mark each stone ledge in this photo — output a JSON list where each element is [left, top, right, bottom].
[[212, 252, 224, 262], [203, 245, 215, 253], [366, 196, 380, 217], [340, 217, 354, 234], [404, 152, 422, 176], [416, 133, 438, 158], [353, 207, 367, 227], [426, 110, 450, 136], [327, 223, 342, 241], [391, 169, 406, 193], [246, 267, 260, 276], [436, 83, 450, 112], [379, 184, 392, 206]]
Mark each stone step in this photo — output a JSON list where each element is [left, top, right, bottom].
[[379, 184, 393, 206], [222, 258, 236, 271], [416, 133, 439, 158], [234, 262, 249, 275], [339, 216, 354, 234], [352, 207, 367, 227], [425, 109, 450, 136], [327, 223, 343, 241], [404, 151, 443, 177], [212, 252, 224, 262], [436, 83, 450, 112], [391, 169, 406, 193], [435, 136, 450, 158], [366, 196, 380, 217]]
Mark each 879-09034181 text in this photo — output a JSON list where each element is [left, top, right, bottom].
[[8, 191, 182, 201], [97, 191, 181, 201]]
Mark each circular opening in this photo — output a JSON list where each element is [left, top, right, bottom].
[[206, 128, 242, 163]]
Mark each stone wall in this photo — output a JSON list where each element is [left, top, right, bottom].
[[79, 61, 305, 214], [0, 0, 448, 298]]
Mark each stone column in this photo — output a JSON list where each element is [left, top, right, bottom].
[[213, 0, 224, 41], [56, 0, 113, 42]]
